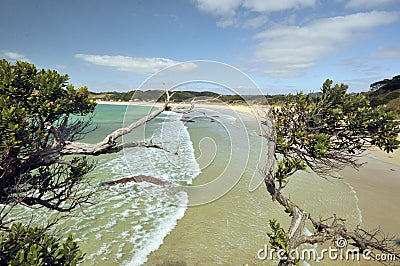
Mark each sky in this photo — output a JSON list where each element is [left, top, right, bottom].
[[1, 0, 399, 94]]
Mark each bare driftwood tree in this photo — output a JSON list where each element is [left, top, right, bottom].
[[262, 80, 400, 265]]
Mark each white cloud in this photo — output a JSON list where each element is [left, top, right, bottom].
[[241, 15, 268, 28], [2, 51, 30, 62], [216, 17, 236, 27], [371, 46, 400, 59], [253, 11, 400, 77], [169, 61, 198, 72], [345, 0, 397, 10], [215, 15, 268, 28], [194, 0, 316, 15], [194, 0, 314, 28], [195, 0, 242, 16], [242, 0, 316, 13], [75, 54, 195, 75]]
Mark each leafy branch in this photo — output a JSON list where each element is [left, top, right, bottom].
[[263, 79, 400, 265]]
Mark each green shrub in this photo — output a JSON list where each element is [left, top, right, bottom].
[[0, 223, 84, 265]]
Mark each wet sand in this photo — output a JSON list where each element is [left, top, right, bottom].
[[340, 148, 400, 235], [338, 148, 400, 266]]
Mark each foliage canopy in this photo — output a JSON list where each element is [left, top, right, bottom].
[[0, 59, 96, 225], [264, 79, 400, 265], [0, 59, 98, 264], [0, 222, 84, 265]]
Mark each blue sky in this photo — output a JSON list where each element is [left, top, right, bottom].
[[1, 0, 399, 94]]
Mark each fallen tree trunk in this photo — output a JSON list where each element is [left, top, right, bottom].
[[99, 175, 167, 186]]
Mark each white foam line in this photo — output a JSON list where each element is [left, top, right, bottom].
[[90, 108, 201, 264], [343, 180, 363, 224], [123, 192, 189, 266], [179, 123, 202, 182]]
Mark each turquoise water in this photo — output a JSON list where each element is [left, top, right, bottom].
[[76, 104, 200, 265], [7, 104, 200, 265], [6, 104, 362, 265]]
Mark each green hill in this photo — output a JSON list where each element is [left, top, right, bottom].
[[89, 90, 281, 104], [88, 76, 400, 117], [368, 75, 400, 116]]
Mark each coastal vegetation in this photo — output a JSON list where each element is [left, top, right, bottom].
[[88, 76, 400, 116], [0, 59, 399, 265], [0, 223, 84, 265], [368, 75, 400, 116], [0, 60, 169, 264], [0, 59, 95, 264], [89, 89, 284, 105], [263, 79, 400, 265]]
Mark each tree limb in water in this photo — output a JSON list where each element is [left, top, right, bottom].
[[99, 175, 167, 186], [58, 91, 173, 156], [0, 88, 173, 219]]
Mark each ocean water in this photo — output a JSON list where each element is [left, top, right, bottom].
[[6, 104, 200, 265], [74, 104, 201, 265], [5, 104, 363, 265], [142, 106, 363, 266]]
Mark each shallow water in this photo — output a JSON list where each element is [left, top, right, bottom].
[[5, 104, 362, 265], [6, 104, 200, 265], [146, 107, 362, 266]]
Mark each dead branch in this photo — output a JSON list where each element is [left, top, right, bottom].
[[169, 95, 223, 115], [19, 91, 173, 166], [63, 91, 172, 155], [99, 175, 167, 186], [61, 140, 176, 155]]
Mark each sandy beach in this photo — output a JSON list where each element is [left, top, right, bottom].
[[95, 100, 259, 116], [98, 100, 399, 265], [338, 147, 400, 266], [340, 147, 400, 234]]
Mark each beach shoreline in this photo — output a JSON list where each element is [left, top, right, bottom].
[[95, 100, 261, 116], [97, 100, 399, 265], [143, 104, 398, 265], [340, 148, 400, 234]]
